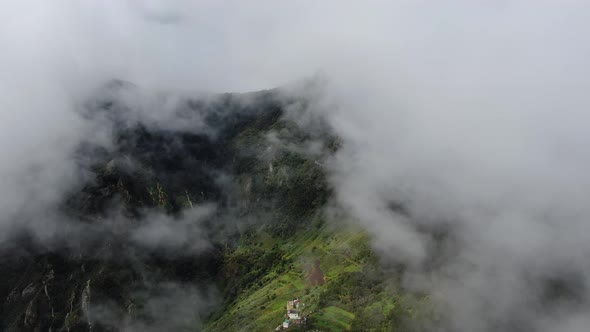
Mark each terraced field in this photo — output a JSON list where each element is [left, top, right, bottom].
[[205, 218, 438, 331], [205, 223, 371, 331]]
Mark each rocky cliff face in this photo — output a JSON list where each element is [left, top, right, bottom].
[[0, 84, 334, 331]]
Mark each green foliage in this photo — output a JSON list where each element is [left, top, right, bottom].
[[269, 151, 329, 215], [229, 116, 331, 237], [75, 90, 436, 332], [311, 306, 355, 331], [147, 182, 169, 209], [222, 245, 290, 299], [205, 225, 436, 332]]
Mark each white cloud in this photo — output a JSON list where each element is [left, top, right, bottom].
[[2, 1, 590, 330]]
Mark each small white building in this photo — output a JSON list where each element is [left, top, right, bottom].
[[288, 309, 299, 320], [283, 319, 290, 328]]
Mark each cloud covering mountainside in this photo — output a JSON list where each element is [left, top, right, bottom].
[[2, 1, 590, 331]]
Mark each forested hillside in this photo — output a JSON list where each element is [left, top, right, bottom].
[[0, 84, 432, 331]]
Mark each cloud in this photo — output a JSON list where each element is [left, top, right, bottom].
[[297, 3, 590, 331], [2, 1, 590, 331], [90, 281, 218, 332], [130, 205, 216, 254]]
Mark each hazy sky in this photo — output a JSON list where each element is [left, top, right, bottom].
[[2, 1, 590, 331]]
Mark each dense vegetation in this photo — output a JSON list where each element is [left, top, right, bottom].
[[0, 85, 433, 331]]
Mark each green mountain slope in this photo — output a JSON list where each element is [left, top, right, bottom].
[[208, 221, 434, 332], [0, 85, 434, 331]]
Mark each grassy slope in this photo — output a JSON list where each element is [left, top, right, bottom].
[[206, 221, 434, 332], [204, 97, 434, 331], [205, 223, 366, 331]]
